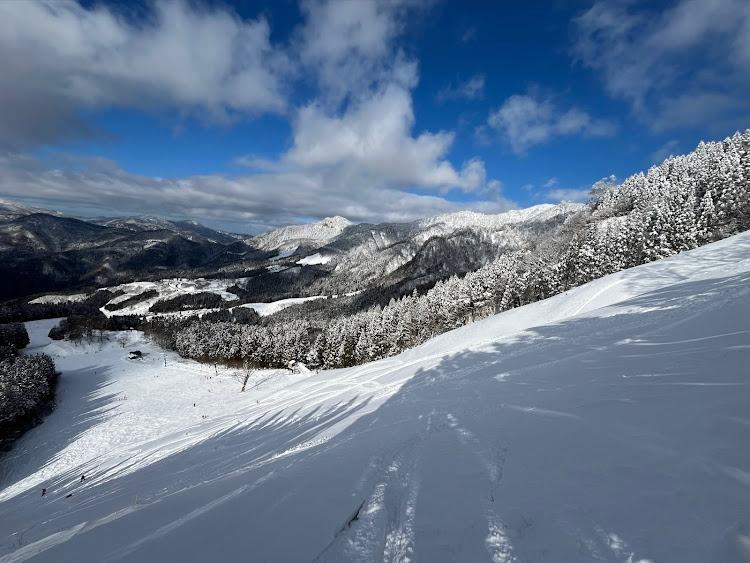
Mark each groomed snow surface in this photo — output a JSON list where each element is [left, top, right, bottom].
[[2, 233, 750, 562]]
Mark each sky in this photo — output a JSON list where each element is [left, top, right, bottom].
[[0, 0, 748, 234]]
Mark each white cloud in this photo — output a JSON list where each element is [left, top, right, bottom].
[[296, 0, 420, 106], [573, 0, 750, 132], [0, 1, 289, 150], [437, 74, 486, 102], [546, 188, 591, 203], [0, 152, 514, 234], [0, 0, 511, 231], [543, 177, 559, 188], [284, 85, 484, 193], [487, 93, 616, 154]]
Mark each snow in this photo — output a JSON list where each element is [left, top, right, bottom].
[[2, 232, 750, 562], [28, 294, 89, 305], [236, 295, 325, 316], [99, 278, 245, 318], [251, 216, 352, 251], [268, 246, 297, 262], [297, 252, 332, 265], [413, 202, 582, 245]]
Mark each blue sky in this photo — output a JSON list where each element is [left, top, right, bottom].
[[0, 0, 748, 234]]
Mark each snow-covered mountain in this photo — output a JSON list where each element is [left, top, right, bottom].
[[0, 207, 257, 300], [2, 231, 749, 562], [0, 198, 579, 302], [249, 215, 354, 251], [87, 216, 243, 244], [312, 203, 581, 291], [0, 199, 65, 222]]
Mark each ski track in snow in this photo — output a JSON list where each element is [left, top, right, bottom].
[[2, 232, 750, 561]]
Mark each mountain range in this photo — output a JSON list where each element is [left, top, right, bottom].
[[0, 198, 581, 301]]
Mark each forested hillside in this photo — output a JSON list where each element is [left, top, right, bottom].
[[0, 322, 58, 450], [166, 131, 750, 369]]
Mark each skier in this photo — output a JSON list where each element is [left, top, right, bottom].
[[41, 488, 46, 497], [80, 474, 86, 482]]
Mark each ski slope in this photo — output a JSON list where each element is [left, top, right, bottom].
[[2, 233, 750, 562]]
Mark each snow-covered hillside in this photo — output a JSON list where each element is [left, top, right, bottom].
[[2, 232, 750, 562], [250, 216, 353, 251], [98, 278, 242, 318], [316, 202, 580, 289], [415, 202, 582, 240]]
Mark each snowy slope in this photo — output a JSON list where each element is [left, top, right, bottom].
[[250, 216, 353, 251], [98, 278, 243, 318], [2, 233, 750, 562], [316, 202, 581, 289], [414, 202, 582, 240]]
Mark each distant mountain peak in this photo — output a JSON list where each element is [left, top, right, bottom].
[[319, 216, 353, 229], [251, 216, 354, 251]]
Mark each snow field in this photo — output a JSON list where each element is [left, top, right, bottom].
[[297, 253, 332, 265], [91, 277, 329, 319], [235, 295, 325, 316], [98, 278, 244, 318], [268, 246, 298, 262], [1, 232, 749, 561]]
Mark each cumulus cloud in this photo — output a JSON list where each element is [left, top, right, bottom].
[[437, 74, 486, 102], [573, 0, 750, 132], [284, 84, 485, 193], [546, 188, 591, 203], [0, 0, 510, 230], [0, 1, 289, 150], [487, 93, 616, 154], [296, 0, 420, 106]]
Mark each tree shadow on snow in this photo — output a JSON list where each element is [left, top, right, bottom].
[[9, 270, 750, 563]]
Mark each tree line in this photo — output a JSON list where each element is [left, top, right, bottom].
[[157, 130, 750, 369], [32, 130, 750, 375], [0, 322, 58, 451]]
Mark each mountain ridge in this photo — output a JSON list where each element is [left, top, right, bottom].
[[0, 200, 581, 301]]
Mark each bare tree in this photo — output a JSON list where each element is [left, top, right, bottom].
[[231, 358, 254, 392]]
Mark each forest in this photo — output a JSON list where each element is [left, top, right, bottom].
[[0, 322, 58, 450], [5, 131, 749, 375], [140, 131, 750, 370], [2, 130, 748, 449]]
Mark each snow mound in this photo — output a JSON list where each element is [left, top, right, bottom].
[[2, 232, 750, 562], [296, 253, 331, 265]]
